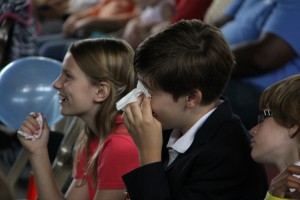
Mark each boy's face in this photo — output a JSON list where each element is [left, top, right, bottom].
[[141, 79, 188, 131], [250, 112, 294, 165]]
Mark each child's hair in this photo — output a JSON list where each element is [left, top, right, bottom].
[[134, 19, 235, 104], [259, 74, 300, 129], [0, 170, 15, 200], [70, 38, 136, 185]]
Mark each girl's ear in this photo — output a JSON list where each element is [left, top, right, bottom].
[[94, 82, 111, 102], [186, 89, 202, 108], [289, 125, 300, 138]]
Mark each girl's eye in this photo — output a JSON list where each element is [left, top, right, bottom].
[[65, 73, 72, 80]]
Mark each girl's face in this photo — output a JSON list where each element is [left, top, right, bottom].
[[250, 110, 297, 166], [52, 52, 100, 120]]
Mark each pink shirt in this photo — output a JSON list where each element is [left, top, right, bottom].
[[74, 115, 139, 200]]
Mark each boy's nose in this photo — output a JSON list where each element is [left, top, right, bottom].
[[250, 125, 258, 136]]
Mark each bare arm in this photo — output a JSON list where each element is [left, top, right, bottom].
[[63, 7, 138, 37], [269, 164, 300, 199], [210, 14, 234, 28], [63, 17, 124, 37], [29, 148, 66, 200], [94, 189, 127, 200], [231, 32, 297, 78], [18, 113, 65, 200]]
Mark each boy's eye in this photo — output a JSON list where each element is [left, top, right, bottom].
[[145, 89, 152, 96], [65, 73, 72, 80]]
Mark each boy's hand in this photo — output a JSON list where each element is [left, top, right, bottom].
[[123, 96, 162, 166]]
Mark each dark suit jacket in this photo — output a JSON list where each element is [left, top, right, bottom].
[[123, 99, 268, 200]]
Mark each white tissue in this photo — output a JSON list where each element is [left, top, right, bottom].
[[17, 113, 43, 141], [116, 81, 151, 111]]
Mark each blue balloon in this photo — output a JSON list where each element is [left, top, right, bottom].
[[0, 56, 63, 130]]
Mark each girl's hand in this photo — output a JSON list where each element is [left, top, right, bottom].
[[17, 112, 50, 155]]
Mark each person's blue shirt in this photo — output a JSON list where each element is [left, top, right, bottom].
[[221, 0, 300, 91]]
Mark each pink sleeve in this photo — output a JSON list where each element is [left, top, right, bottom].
[[97, 134, 139, 189], [73, 149, 86, 179]]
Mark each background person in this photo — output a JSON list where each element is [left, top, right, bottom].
[[250, 74, 300, 199], [211, 0, 300, 129]]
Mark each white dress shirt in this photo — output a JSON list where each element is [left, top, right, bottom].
[[166, 108, 217, 166]]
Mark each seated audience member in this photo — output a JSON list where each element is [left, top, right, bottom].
[[250, 74, 300, 200], [204, 0, 232, 24], [62, 0, 137, 37], [17, 38, 139, 200], [0, 0, 38, 68], [123, 0, 213, 49], [34, 0, 99, 19], [122, 0, 176, 50], [38, 0, 138, 61], [121, 19, 268, 200], [211, 0, 300, 129], [33, 0, 99, 35]]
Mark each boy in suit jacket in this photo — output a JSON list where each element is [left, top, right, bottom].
[[122, 19, 268, 200]]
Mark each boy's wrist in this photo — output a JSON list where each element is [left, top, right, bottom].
[[265, 191, 292, 200], [138, 150, 161, 166]]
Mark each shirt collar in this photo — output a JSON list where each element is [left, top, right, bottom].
[[167, 107, 216, 153]]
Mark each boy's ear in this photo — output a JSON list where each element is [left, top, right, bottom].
[[186, 89, 202, 107], [94, 82, 111, 102]]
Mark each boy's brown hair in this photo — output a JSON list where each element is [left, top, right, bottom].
[[259, 74, 300, 128], [134, 19, 235, 104]]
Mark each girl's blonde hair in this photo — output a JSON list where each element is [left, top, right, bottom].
[[0, 170, 15, 200], [70, 38, 136, 186]]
